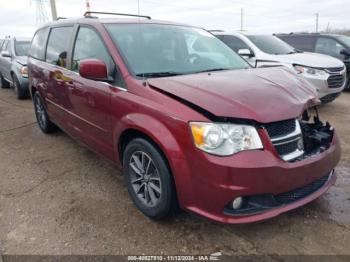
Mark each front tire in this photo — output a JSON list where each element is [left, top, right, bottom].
[[33, 92, 56, 133], [13, 75, 28, 99], [0, 72, 9, 89], [123, 138, 177, 220]]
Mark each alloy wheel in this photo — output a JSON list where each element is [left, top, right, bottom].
[[35, 95, 47, 129], [129, 151, 162, 207]]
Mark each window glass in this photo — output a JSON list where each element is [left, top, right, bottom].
[[336, 35, 350, 47], [105, 24, 249, 77], [46, 26, 73, 67], [15, 41, 30, 56], [315, 37, 345, 58], [72, 27, 115, 77], [30, 27, 49, 60], [221, 35, 252, 53], [279, 36, 315, 52], [246, 35, 295, 55]]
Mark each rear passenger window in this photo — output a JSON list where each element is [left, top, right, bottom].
[[30, 27, 49, 60], [46, 26, 73, 68], [72, 27, 115, 76]]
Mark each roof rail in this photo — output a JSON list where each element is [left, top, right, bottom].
[[84, 11, 151, 20], [208, 29, 224, 32], [57, 17, 67, 20]]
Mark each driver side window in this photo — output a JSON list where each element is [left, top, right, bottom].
[[72, 27, 115, 77]]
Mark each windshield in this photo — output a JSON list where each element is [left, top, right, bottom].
[[336, 35, 350, 48], [105, 24, 249, 77], [15, 41, 30, 56], [247, 35, 295, 55]]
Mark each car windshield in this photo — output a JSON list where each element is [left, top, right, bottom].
[[336, 35, 350, 47], [105, 23, 250, 77], [15, 41, 30, 56], [246, 35, 295, 55]]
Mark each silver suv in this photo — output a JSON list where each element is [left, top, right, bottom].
[[213, 31, 346, 104]]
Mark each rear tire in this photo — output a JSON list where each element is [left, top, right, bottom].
[[33, 91, 56, 133], [122, 138, 177, 220], [0, 72, 10, 89], [13, 75, 28, 99]]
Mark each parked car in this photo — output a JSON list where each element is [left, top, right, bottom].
[[0, 36, 30, 99], [28, 13, 340, 224], [212, 31, 346, 104], [276, 33, 350, 90]]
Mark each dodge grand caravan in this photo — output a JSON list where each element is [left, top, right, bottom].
[[28, 12, 340, 224]]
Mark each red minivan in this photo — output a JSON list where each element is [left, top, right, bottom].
[[28, 12, 340, 224]]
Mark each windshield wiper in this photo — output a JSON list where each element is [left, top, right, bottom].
[[136, 72, 183, 78], [193, 68, 231, 74]]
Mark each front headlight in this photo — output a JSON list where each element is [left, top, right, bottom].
[[189, 122, 263, 156], [20, 66, 28, 78], [293, 65, 326, 76]]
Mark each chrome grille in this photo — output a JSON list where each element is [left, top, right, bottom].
[[325, 66, 344, 73], [328, 74, 345, 88], [263, 119, 304, 161], [325, 67, 346, 89], [263, 119, 296, 138]]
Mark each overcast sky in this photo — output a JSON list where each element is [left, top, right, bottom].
[[0, 0, 349, 38]]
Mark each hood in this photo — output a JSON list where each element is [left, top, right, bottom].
[[148, 67, 319, 123], [274, 52, 344, 68], [15, 56, 27, 66]]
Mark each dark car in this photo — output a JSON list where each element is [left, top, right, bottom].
[[27, 12, 340, 224], [276, 33, 350, 90], [0, 36, 31, 99]]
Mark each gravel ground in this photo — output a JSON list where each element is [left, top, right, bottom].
[[0, 87, 349, 256]]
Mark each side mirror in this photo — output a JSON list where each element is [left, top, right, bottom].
[[340, 49, 350, 57], [79, 59, 108, 81], [1, 51, 11, 58], [238, 49, 254, 57]]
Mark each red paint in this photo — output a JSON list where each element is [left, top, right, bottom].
[[28, 18, 340, 224]]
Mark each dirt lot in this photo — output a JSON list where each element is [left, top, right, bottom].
[[0, 87, 349, 256]]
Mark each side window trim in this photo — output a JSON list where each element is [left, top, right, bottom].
[[71, 24, 126, 88]]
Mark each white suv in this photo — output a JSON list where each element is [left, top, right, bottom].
[[213, 31, 346, 104]]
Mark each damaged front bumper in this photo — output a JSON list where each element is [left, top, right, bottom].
[[177, 108, 340, 224]]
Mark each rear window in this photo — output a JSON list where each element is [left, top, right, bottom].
[[30, 27, 49, 60], [46, 26, 73, 68], [15, 41, 30, 56]]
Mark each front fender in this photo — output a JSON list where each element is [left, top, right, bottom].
[[113, 113, 197, 209]]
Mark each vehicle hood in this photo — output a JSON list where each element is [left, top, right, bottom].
[[148, 67, 319, 123], [15, 56, 27, 66], [274, 52, 344, 68]]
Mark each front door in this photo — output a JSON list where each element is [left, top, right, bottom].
[[66, 26, 117, 159]]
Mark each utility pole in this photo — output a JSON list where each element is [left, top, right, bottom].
[[241, 8, 243, 31], [315, 13, 319, 33], [50, 0, 57, 20]]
